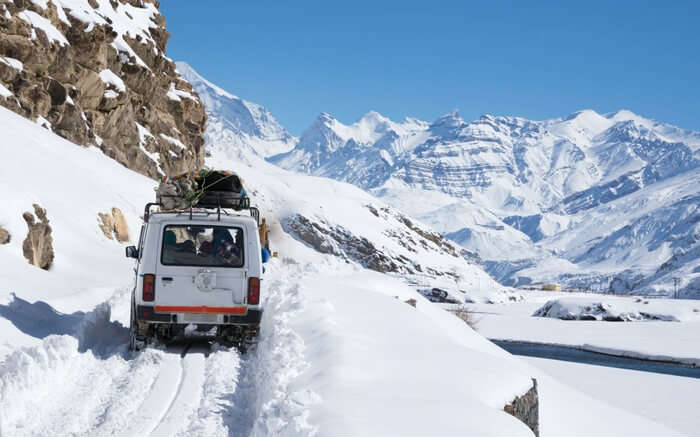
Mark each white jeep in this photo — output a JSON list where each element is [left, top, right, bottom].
[[126, 204, 266, 351]]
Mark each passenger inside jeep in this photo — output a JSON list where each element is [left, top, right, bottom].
[[162, 225, 244, 267]]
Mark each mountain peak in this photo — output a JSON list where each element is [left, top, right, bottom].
[[360, 110, 389, 123], [564, 109, 602, 121], [175, 61, 238, 100]]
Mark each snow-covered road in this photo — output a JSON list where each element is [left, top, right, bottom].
[[0, 261, 317, 437]]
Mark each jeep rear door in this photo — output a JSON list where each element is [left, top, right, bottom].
[[154, 224, 248, 314]]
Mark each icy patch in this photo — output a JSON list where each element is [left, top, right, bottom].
[[18, 10, 69, 46], [103, 89, 119, 99], [99, 68, 126, 92]]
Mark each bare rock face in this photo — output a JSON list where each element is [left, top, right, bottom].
[[98, 207, 129, 242], [0, 0, 206, 179], [22, 204, 54, 270], [0, 225, 9, 244], [504, 379, 539, 437], [283, 212, 467, 279]]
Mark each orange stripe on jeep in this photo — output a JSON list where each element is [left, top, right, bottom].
[[154, 305, 247, 314]]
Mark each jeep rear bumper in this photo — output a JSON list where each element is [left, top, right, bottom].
[[137, 305, 262, 325]]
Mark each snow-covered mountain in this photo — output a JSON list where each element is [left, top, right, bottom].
[[175, 61, 296, 159], [269, 111, 429, 188], [269, 107, 700, 297]]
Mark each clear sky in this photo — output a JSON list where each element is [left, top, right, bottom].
[[160, 1, 699, 135]]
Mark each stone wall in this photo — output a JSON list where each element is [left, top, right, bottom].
[[0, 0, 206, 179]]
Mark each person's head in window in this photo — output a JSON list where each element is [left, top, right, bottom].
[[164, 230, 177, 246]]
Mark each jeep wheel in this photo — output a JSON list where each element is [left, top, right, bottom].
[[128, 303, 145, 351]]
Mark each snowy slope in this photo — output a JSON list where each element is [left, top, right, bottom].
[[0, 93, 691, 436], [175, 61, 296, 158], [0, 105, 536, 436]]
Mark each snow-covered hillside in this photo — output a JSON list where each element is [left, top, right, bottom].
[[265, 106, 700, 297], [2, 88, 692, 436], [176, 62, 296, 159]]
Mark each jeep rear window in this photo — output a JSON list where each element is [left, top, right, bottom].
[[161, 225, 244, 268]]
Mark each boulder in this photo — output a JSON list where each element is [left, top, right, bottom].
[[97, 207, 130, 242], [22, 204, 54, 270], [0, 225, 9, 244]]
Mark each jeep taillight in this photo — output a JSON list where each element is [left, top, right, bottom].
[[143, 274, 155, 302], [248, 277, 260, 305]]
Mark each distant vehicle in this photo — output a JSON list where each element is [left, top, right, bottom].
[[125, 170, 268, 352]]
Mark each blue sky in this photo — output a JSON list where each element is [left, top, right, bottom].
[[161, 1, 699, 135]]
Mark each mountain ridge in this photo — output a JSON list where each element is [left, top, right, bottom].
[[177, 60, 700, 297]]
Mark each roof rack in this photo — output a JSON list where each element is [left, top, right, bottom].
[[145, 193, 259, 226]]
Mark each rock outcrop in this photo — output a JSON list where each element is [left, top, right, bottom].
[[22, 204, 54, 269], [0, 225, 9, 244], [283, 210, 472, 280], [0, 0, 206, 178], [98, 207, 129, 242], [504, 379, 539, 437]]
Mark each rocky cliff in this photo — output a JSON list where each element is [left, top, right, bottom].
[[0, 0, 206, 178]]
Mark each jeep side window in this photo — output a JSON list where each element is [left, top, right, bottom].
[[161, 225, 244, 268], [137, 225, 145, 260]]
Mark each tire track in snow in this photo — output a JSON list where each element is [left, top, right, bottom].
[[147, 343, 208, 437], [116, 350, 184, 437], [1, 260, 318, 437]]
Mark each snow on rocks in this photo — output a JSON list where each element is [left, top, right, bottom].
[[0, 2, 207, 179], [17, 10, 69, 46], [0, 83, 11, 98], [533, 297, 700, 322], [0, 56, 23, 71], [167, 82, 197, 102], [98, 69, 126, 93]]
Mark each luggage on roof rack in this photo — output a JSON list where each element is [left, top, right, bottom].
[[156, 169, 249, 211]]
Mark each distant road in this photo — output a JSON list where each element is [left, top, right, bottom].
[[493, 340, 700, 379]]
